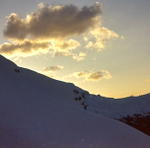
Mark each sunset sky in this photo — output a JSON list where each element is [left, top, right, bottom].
[[0, 0, 150, 98]]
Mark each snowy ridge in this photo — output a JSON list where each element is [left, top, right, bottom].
[[72, 75, 150, 136], [84, 93, 150, 119], [0, 55, 150, 147]]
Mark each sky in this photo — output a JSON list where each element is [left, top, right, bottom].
[[0, 0, 150, 98]]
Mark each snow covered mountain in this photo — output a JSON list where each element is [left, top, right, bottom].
[[0, 55, 150, 147], [85, 93, 150, 118], [82, 92, 150, 135]]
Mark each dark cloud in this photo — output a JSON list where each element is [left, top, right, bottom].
[[4, 3, 101, 40], [1, 3, 119, 58]]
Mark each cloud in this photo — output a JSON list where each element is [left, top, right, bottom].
[[43, 65, 64, 72], [0, 40, 50, 56], [4, 3, 101, 40], [74, 70, 112, 81], [0, 3, 119, 58], [54, 51, 86, 61], [86, 26, 119, 51], [54, 51, 72, 57], [72, 52, 87, 61], [0, 39, 80, 56], [51, 39, 80, 51], [42, 65, 64, 78]]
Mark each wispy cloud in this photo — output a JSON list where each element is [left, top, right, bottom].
[[0, 40, 50, 55], [85, 27, 119, 51], [0, 39, 80, 55], [74, 70, 112, 81], [55, 51, 86, 61], [43, 65, 64, 72], [42, 65, 64, 78]]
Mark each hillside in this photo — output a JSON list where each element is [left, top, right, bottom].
[[80, 89, 150, 135], [0, 55, 150, 147]]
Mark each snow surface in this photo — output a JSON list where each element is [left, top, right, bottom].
[[84, 92, 150, 119], [0, 55, 150, 147]]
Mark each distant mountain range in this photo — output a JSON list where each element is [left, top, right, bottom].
[[0, 55, 150, 147]]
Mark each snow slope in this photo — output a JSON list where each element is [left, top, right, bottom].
[[84, 93, 150, 119], [82, 93, 150, 135], [0, 55, 150, 147]]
